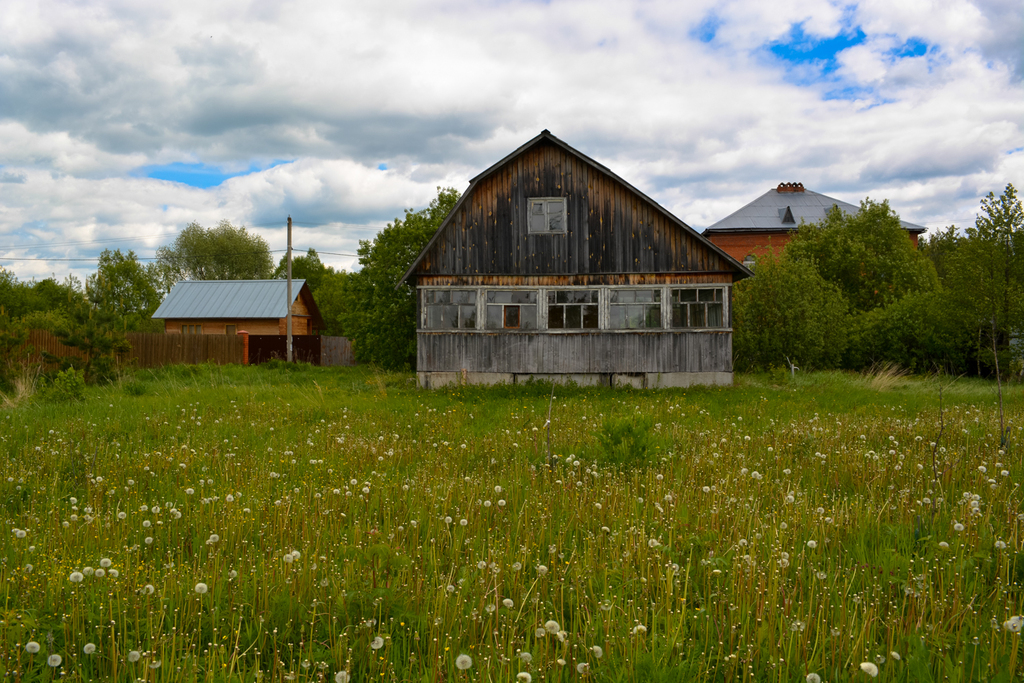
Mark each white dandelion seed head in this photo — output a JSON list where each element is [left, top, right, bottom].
[[100, 558, 112, 568], [455, 654, 472, 670], [83, 643, 96, 654], [194, 582, 208, 594], [938, 541, 950, 549], [535, 627, 546, 637], [577, 662, 590, 673], [94, 568, 106, 578], [544, 620, 560, 633], [633, 624, 647, 635], [516, 673, 532, 683], [370, 636, 384, 650], [25, 641, 40, 653], [592, 645, 604, 658], [519, 652, 533, 663], [503, 598, 514, 608], [48, 654, 62, 667], [144, 584, 155, 595], [69, 571, 84, 583], [860, 662, 879, 677], [1004, 616, 1024, 633], [335, 672, 350, 683], [891, 651, 901, 661], [128, 650, 141, 662], [807, 540, 818, 549], [806, 674, 821, 683], [83, 567, 95, 576], [954, 523, 965, 532]]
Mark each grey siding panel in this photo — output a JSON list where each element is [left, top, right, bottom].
[[417, 332, 732, 374]]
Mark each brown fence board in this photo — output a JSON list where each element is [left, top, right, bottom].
[[321, 336, 355, 366], [23, 330, 245, 368]]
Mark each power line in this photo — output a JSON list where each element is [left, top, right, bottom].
[[0, 231, 181, 251], [0, 247, 360, 263]]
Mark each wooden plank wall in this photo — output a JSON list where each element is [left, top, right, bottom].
[[24, 330, 244, 368], [321, 336, 355, 367], [417, 332, 732, 374], [415, 139, 730, 277]]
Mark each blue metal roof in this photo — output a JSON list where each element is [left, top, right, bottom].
[[703, 187, 926, 233], [153, 280, 307, 320]]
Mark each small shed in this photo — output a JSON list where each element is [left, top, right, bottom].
[[703, 182, 927, 268], [401, 130, 752, 388], [153, 280, 323, 336]]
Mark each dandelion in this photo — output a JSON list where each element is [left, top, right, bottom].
[[544, 620, 560, 633], [335, 672, 350, 683], [455, 654, 473, 670], [128, 650, 141, 662], [807, 540, 818, 549], [996, 540, 1007, 549], [195, 582, 208, 594], [144, 584, 155, 594], [503, 598, 514, 608], [591, 645, 603, 658], [48, 654, 62, 667], [459, 518, 468, 526], [69, 571, 84, 583], [938, 541, 950, 550], [860, 662, 879, 677], [150, 661, 162, 669], [207, 534, 220, 544], [633, 624, 647, 635], [83, 566, 95, 576], [806, 675, 821, 683], [577, 662, 590, 673], [371, 636, 384, 650], [516, 673, 532, 683], [891, 651, 901, 661], [537, 565, 548, 576], [94, 568, 106, 578], [145, 537, 153, 544], [84, 643, 96, 654], [100, 558, 112, 568], [1004, 616, 1023, 633], [954, 523, 965, 532], [535, 627, 546, 637], [25, 641, 40, 653]]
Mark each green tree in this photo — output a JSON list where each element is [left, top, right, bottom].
[[787, 199, 938, 312], [339, 187, 460, 369], [47, 298, 131, 384], [313, 269, 350, 337], [732, 252, 849, 371], [920, 225, 961, 284], [274, 248, 329, 291], [86, 249, 163, 331], [154, 220, 273, 288], [945, 184, 1024, 376]]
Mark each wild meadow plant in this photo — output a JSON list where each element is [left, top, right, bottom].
[[0, 364, 1021, 681]]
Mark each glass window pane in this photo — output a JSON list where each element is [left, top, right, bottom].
[[610, 290, 631, 304], [707, 303, 723, 327], [487, 291, 512, 304], [504, 306, 520, 328], [531, 201, 544, 215], [609, 306, 627, 329], [671, 303, 685, 328], [548, 208, 564, 232], [520, 306, 537, 330], [582, 305, 599, 328], [555, 291, 569, 304], [548, 306, 564, 328], [486, 305, 503, 329], [673, 289, 697, 303], [511, 291, 536, 304], [529, 213, 546, 233], [690, 304, 705, 327], [633, 290, 654, 303], [566, 305, 581, 328], [452, 290, 475, 305], [459, 305, 477, 329], [644, 305, 662, 328], [698, 288, 719, 302]]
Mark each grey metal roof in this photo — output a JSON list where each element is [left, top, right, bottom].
[[153, 280, 307, 320], [703, 187, 926, 234]]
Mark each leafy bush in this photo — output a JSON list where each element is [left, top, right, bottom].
[[733, 253, 849, 371], [595, 414, 654, 468], [38, 367, 86, 402]]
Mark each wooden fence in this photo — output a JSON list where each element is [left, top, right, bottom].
[[26, 330, 244, 368], [23, 330, 354, 368]]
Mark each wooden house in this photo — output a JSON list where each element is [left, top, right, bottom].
[[703, 182, 927, 268], [401, 130, 752, 388], [153, 280, 324, 336]]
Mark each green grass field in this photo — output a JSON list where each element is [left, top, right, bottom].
[[1, 364, 1022, 682]]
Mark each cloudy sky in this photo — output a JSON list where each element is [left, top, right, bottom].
[[1, 0, 1021, 282]]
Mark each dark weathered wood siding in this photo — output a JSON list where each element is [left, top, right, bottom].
[[418, 332, 732, 374], [413, 139, 732, 278]]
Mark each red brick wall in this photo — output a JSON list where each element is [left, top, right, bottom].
[[706, 232, 793, 262]]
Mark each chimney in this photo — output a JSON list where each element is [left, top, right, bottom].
[[777, 182, 805, 193]]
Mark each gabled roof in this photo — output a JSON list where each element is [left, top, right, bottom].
[[153, 280, 310, 319], [401, 130, 752, 283], [704, 186, 927, 234]]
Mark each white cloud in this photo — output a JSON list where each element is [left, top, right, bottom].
[[0, 0, 1020, 282]]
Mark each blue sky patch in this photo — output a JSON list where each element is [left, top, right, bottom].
[[769, 22, 866, 74], [692, 13, 722, 43], [890, 37, 928, 58], [378, 163, 388, 171], [141, 160, 290, 188]]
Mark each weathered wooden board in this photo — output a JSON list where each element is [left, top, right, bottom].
[[417, 331, 732, 374]]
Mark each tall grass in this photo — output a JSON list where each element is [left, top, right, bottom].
[[0, 364, 1021, 681]]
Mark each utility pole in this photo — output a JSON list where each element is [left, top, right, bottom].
[[286, 215, 293, 363]]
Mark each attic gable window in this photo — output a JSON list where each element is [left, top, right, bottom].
[[528, 198, 566, 234]]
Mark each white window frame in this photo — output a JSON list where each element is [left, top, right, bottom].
[[527, 197, 567, 234]]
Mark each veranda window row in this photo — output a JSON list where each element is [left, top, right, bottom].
[[421, 287, 727, 331]]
